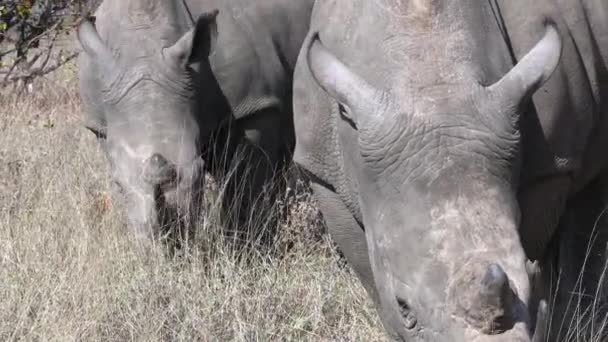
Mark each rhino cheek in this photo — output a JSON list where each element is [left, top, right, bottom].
[[159, 161, 205, 226], [360, 184, 531, 340], [107, 149, 161, 239]]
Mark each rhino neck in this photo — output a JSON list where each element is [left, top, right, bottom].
[[95, 0, 192, 58]]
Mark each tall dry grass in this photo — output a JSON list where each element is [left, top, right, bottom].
[[0, 67, 385, 341], [1, 65, 606, 342], [545, 207, 608, 342]]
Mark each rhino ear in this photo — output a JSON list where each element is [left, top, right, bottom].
[[307, 33, 383, 126], [166, 10, 219, 67], [488, 21, 562, 106], [77, 18, 115, 67]]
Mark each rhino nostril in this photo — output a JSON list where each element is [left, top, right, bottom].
[[148, 153, 166, 168], [143, 153, 177, 185], [396, 297, 417, 329]]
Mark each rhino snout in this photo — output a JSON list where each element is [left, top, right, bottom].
[[143, 153, 178, 186], [450, 262, 523, 334], [142, 153, 204, 198], [387, 261, 532, 341], [395, 297, 417, 330], [142, 153, 205, 224]]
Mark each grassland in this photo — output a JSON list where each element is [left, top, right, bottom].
[[0, 67, 385, 342], [1, 63, 607, 341]]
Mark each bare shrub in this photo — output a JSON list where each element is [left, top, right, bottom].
[[0, 0, 100, 91]]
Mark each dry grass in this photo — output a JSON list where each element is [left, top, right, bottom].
[[1, 64, 606, 342], [0, 67, 385, 342], [545, 208, 608, 342]]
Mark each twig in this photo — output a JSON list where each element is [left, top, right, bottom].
[[0, 51, 78, 87]]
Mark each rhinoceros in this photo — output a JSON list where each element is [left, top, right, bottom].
[[76, 0, 314, 243], [293, 0, 608, 340]]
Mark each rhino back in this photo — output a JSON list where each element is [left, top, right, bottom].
[[184, 0, 314, 119], [496, 0, 608, 190]]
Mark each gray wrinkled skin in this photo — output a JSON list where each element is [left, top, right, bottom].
[[293, 0, 608, 341], [77, 0, 313, 244]]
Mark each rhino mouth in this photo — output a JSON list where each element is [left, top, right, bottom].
[[154, 183, 200, 244]]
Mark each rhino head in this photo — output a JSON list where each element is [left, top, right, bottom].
[[306, 21, 562, 341], [77, 10, 224, 243]]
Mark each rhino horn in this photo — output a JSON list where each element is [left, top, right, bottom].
[[480, 264, 512, 308], [488, 20, 562, 106], [526, 260, 540, 278], [532, 300, 548, 342], [77, 19, 115, 70], [306, 33, 386, 127], [475, 263, 516, 331], [143, 153, 178, 186]]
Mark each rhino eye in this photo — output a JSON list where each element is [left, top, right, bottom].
[[338, 103, 357, 128], [110, 178, 126, 195], [396, 297, 418, 330], [86, 126, 106, 140]]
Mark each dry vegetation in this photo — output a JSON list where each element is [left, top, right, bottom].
[[1, 62, 607, 341], [0, 65, 385, 341]]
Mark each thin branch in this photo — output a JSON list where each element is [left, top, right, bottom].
[[0, 51, 78, 86], [0, 1, 91, 88]]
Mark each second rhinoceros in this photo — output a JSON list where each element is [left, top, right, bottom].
[[293, 0, 608, 340], [77, 0, 314, 243]]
